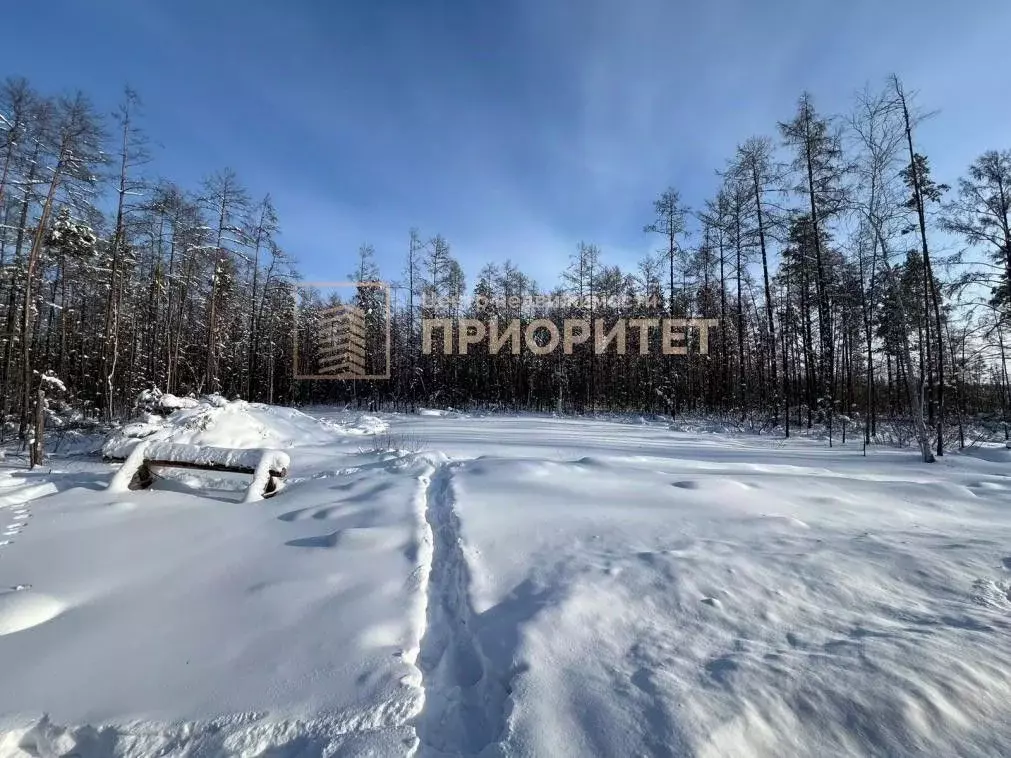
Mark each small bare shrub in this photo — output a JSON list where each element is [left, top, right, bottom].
[[359, 431, 426, 455]]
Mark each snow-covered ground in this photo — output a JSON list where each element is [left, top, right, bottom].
[[1, 402, 1010, 757]]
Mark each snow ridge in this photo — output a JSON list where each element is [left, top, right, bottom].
[[414, 463, 509, 756]]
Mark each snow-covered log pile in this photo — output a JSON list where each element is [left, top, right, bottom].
[[101, 397, 394, 500], [108, 440, 290, 502]]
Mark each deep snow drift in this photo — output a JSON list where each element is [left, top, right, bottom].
[[1, 401, 1010, 757]]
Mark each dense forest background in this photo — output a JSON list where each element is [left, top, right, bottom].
[[2, 74, 1010, 460]]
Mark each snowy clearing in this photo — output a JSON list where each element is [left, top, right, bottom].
[[1, 402, 1011, 757]]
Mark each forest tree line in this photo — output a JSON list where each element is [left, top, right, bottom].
[[2, 75, 1010, 461]]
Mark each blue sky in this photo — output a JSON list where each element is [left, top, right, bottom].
[[2, 0, 1009, 288]]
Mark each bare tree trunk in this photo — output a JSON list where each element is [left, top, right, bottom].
[[751, 162, 778, 424], [998, 318, 1010, 441], [718, 230, 728, 409], [103, 107, 132, 421], [29, 388, 44, 469], [894, 77, 944, 456], [734, 206, 745, 417], [802, 120, 834, 439]]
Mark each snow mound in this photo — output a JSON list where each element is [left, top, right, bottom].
[[104, 398, 339, 458], [972, 578, 1011, 610], [345, 414, 390, 435], [0, 591, 65, 636], [416, 408, 463, 418], [158, 393, 200, 411], [316, 413, 390, 436], [0, 482, 58, 508], [1, 712, 412, 758], [961, 445, 1011, 464]]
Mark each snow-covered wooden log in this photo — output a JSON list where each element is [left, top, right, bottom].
[[106, 442, 290, 501]]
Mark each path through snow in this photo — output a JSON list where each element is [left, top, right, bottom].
[[414, 462, 510, 756]]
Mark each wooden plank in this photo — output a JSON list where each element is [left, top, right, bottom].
[[146, 459, 287, 478], [108, 444, 288, 501], [104, 455, 286, 479]]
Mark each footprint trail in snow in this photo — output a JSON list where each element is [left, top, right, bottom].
[[1, 502, 31, 548], [413, 462, 510, 756]]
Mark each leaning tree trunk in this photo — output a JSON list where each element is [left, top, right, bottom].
[[19, 152, 63, 439]]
